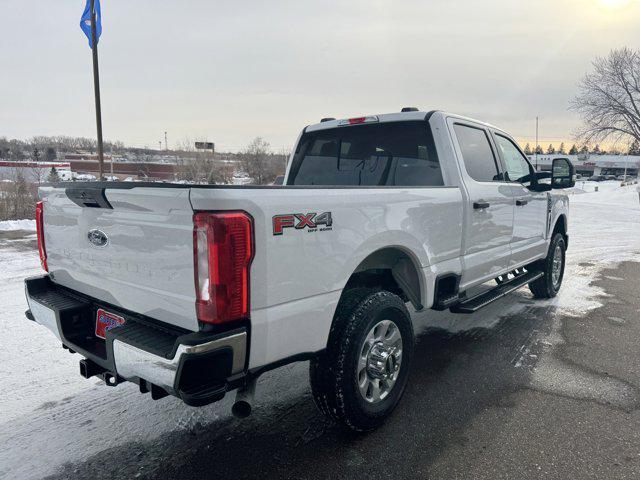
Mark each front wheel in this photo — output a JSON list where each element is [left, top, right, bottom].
[[528, 233, 566, 299], [309, 288, 414, 432]]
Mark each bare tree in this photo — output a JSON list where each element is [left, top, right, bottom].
[[175, 136, 233, 184], [570, 47, 640, 145], [239, 137, 287, 185], [179, 158, 233, 184], [240, 137, 271, 185], [29, 165, 47, 185], [0, 169, 37, 221]]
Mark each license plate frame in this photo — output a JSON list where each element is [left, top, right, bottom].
[[95, 308, 126, 340]]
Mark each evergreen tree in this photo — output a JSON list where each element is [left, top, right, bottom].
[[558, 143, 566, 154], [535, 145, 543, 154], [569, 144, 578, 155], [592, 144, 601, 154], [580, 145, 589, 154], [33, 147, 40, 162], [47, 167, 60, 183], [524, 143, 532, 155], [546, 144, 556, 154], [629, 140, 640, 156]]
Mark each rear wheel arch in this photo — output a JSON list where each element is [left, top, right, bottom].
[[342, 247, 424, 311]]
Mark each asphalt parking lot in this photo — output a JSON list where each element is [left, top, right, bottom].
[[44, 261, 640, 480]]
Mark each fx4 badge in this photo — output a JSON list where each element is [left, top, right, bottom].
[[273, 212, 333, 236]]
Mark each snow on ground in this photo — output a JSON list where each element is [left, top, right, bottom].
[[415, 181, 640, 334], [554, 181, 640, 314], [0, 183, 639, 480], [0, 219, 35, 231], [0, 245, 95, 423]]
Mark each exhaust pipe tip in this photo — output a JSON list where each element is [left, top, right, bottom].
[[232, 379, 256, 419], [231, 400, 252, 418]]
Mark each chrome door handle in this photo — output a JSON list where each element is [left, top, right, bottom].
[[473, 202, 490, 210], [516, 199, 528, 206]]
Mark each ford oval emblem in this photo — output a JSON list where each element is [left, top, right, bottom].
[[87, 229, 109, 247]]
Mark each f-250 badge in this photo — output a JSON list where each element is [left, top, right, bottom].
[[273, 212, 333, 236]]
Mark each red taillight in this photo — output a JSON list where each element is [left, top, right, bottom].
[[338, 115, 379, 126], [35, 201, 48, 272], [193, 211, 254, 325]]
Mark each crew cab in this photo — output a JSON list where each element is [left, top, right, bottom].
[[25, 109, 575, 431]]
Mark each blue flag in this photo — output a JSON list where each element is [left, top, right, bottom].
[[80, 0, 102, 48]]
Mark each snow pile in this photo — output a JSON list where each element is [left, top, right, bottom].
[[0, 219, 36, 231]]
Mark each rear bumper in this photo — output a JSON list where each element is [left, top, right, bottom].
[[24, 275, 247, 407]]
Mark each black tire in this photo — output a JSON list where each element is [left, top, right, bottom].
[[528, 233, 566, 299], [309, 288, 414, 432]]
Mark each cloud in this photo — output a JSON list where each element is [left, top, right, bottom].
[[1, 0, 639, 150]]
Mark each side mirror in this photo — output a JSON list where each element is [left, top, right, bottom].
[[552, 158, 576, 189], [526, 171, 551, 192]]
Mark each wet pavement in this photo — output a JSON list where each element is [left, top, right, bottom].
[[41, 262, 640, 480]]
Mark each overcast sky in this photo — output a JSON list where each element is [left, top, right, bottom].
[[2, 0, 639, 152]]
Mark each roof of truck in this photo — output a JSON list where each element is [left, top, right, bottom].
[[305, 110, 505, 134]]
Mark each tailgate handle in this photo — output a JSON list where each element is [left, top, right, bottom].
[[65, 187, 113, 209]]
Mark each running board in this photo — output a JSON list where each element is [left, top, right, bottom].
[[450, 271, 543, 314]]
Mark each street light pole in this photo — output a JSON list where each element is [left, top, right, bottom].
[[535, 116, 539, 171]]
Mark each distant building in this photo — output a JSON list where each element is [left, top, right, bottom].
[[528, 154, 640, 177], [67, 159, 179, 181]]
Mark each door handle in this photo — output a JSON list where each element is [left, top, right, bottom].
[[473, 201, 490, 210], [516, 199, 529, 206]]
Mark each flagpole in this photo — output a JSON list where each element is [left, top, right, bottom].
[[90, 0, 104, 181]]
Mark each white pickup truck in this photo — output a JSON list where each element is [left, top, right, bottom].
[[25, 110, 575, 431]]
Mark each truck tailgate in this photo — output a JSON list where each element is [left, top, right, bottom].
[[40, 185, 198, 331]]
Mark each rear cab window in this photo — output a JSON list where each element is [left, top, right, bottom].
[[287, 121, 444, 187]]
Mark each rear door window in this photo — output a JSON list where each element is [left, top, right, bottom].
[[287, 121, 444, 187], [453, 124, 501, 183]]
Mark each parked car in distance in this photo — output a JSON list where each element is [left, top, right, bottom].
[[588, 175, 603, 182], [25, 109, 577, 432]]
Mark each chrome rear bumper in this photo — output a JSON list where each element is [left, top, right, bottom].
[[112, 332, 246, 394], [25, 275, 247, 406]]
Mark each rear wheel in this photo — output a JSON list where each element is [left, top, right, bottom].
[[528, 233, 566, 299], [309, 288, 414, 432]]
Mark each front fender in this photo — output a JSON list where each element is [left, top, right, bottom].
[[548, 193, 569, 239]]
